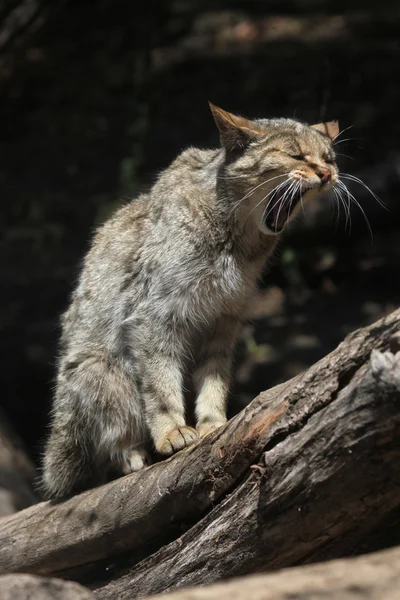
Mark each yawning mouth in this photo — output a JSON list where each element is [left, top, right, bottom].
[[264, 186, 303, 233]]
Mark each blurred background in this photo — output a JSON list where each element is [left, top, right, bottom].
[[1, 0, 400, 469]]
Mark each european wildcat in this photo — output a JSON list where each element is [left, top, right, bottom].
[[42, 103, 339, 499]]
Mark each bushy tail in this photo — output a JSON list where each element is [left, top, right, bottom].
[[41, 430, 99, 500]]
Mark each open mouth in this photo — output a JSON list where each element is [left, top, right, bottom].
[[264, 186, 303, 233]]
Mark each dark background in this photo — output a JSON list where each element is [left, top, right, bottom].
[[1, 0, 400, 466]]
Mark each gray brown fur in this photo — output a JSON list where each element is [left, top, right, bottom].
[[42, 104, 339, 499]]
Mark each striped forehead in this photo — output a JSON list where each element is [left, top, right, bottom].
[[257, 128, 330, 155]]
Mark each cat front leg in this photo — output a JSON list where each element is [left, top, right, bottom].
[[194, 316, 240, 437], [142, 349, 198, 455]]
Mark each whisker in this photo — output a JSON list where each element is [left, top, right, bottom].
[[332, 125, 354, 143], [335, 182, 354, 233], [262, 180, 291, 223], [330, 188, 341, 231], [332, 186, 351, 233], [286, 181, 301, 230], [297, 179, 306, 216], [340, 173, 388, 211], [256, 181, 290, 226], [334, 152, 355, 161], [238, 173, 288, 206], [333, 137, 359, 147], [272, 181, 295, 232], [228, 174, 289, 221], [336, 184, 351, 227], [248, 180, 288, 220], [337, 179, 373, 241]]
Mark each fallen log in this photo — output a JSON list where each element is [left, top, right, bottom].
[[95, 344, 400, 598], [0, 309, 398, 591], [139, 545, 400, 600]]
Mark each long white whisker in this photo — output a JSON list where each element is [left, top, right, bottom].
[[297, 179, 305, 216], [262, 180, 292, 223], [332, 186, 351, 233], [286, 181, 301, 229], [332, 125, 354, 143], [335, 184, 351, 227], [248, 180, 289, 220], [340, 173, 388, 211], [333, 137, 357, 147], [337, 179, 373, 241], [255, 181, 291, 227], [331, 188, 341, 231], [238, 173, 288, 206], [334, 152, 354, 161], [336, 182, 354, 234], [260, 185, 284, 225], [273, 181, 296, 232]]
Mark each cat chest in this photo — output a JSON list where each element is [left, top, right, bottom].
[[169, 255, 254, 322]]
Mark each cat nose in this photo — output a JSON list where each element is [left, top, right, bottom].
[[317, 168, 331, 184]]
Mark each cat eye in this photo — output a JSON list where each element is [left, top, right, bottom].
[[288, 154, 304, 161], [324, 157, 335, 164]]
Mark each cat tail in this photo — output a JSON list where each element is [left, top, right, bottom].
[[40, 429, 100, 500]]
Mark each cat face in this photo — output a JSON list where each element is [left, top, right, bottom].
[[210, 103, 339, 235]]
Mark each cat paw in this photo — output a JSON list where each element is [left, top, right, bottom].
[[197, 421, 226, 438], [121, 447, 152, 475], [156, 426, 199, 456]]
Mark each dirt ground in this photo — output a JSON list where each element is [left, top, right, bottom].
[[1, 0, 400, 460]]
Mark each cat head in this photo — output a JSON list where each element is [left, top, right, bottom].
[[210, 103, 339, 235]]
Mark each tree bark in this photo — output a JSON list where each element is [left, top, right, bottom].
[[0, 408, 38, 517], [0, 309, 398, 596], [139, 545, 400, 600]]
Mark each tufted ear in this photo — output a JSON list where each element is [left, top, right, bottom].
[[209, 102, 265, 152], [311, 120, 340, 141]]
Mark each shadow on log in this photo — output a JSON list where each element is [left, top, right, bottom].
[[0, 309, 399, 598]]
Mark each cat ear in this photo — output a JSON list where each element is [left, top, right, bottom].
[[209, 102, 264, 152], [311, 120, 340, 141]]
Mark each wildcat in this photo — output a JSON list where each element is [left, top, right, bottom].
[[42, 103, 339, 499]]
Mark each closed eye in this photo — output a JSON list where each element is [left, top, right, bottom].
[[287, 153, 304, 161]]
